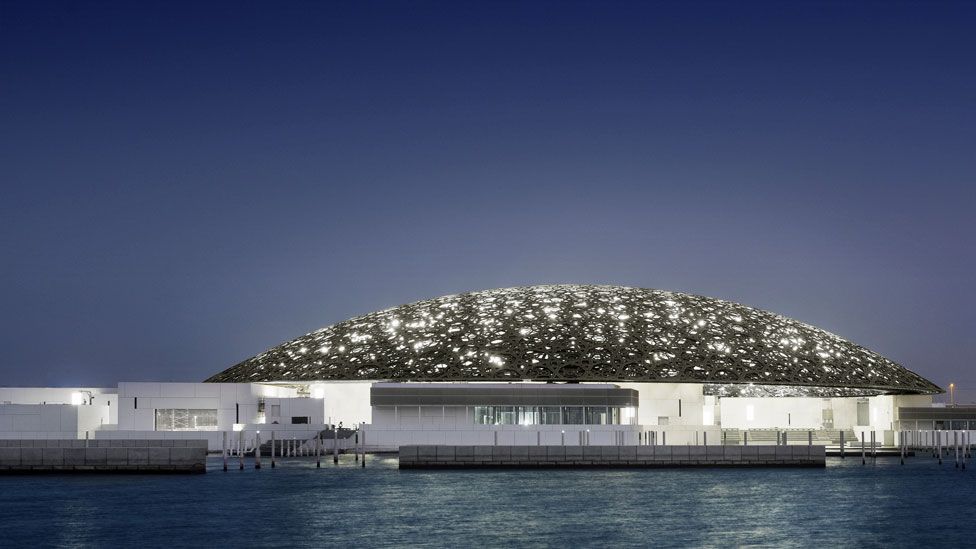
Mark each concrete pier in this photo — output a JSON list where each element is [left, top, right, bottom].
[[0, 439, 207, 473], [399, 444, 826, 468]]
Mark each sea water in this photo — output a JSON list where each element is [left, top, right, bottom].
[[1, 455, 973, 547]]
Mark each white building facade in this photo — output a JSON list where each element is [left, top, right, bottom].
[[0, 380, 949, 452]]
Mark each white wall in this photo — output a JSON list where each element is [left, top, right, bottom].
[[116, 382, 322, 431], [721, 397, 825, 429], [0, 387, 117, 439], [364, 424, 642, 451], [317, 382, 372, 426], [0, 387, 116, 405], [265, 397, 324, 426], [617, 382, 704, 426], [0, 404, 79, 436]]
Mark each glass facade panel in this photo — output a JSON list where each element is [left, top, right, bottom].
[[470, 405, 626, 425], [496, 406, 516, 425], [474, 406, 494, 425], [517, 406, 539, 425], [540, 406, 561, 425], [585, 406, 609, 425], [563, 407, 584, 425], [155, 409, 218, 431]]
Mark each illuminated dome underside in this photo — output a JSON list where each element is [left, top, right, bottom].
[[207, 285, 941, 396]]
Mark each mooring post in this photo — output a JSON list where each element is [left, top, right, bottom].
[[742, 431, 746, 446], [271, 431, 276, 468], [808, 430, 812, 446], [871, 431, 877, 459], [355, 431, 359, 462], [900, 431, 905, 465], [938, 430, 943, 465], [861, 432, 866, 465], [361, 423, 366, 468], [955, 431, 959, 468], [703, 431, 707, 446], [957, 431, 962, 459], [255, 432, 262, 469], [222, 431, 228, 472], [840, 431, 845, 458], [662, 431, 666, 446], [538, 430, 541, 446], [331, 424, 337, 465], [316, 431, 321, 468], [239, 430, 245, 470], [784, 431, 788, 445], [85, 431, 89, 448]]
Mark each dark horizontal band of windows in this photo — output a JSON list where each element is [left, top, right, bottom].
[[474, 406, 632, 426], [895, 419, 976, 430], [898, 407, 976, 421]]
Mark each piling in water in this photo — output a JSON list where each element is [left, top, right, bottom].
[[255, 432, 261, 469]]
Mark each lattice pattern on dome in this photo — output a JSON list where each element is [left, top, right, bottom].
[[206, 285, 941, 396]]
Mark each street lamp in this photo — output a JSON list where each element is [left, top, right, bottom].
[[949, 383, 955, 407]]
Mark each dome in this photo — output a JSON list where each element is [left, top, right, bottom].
[[206, 285, 941, 396]]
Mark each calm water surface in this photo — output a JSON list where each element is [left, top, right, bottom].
[[1, 455, 973, 547]]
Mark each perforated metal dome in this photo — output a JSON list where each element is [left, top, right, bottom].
[[206, 285, 940, 396]]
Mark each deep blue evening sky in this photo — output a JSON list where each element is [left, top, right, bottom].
[[1, 1, 974, 390]]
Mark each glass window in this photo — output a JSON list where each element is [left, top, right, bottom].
[[856, 401, 869, 425], [563, 406, 584, 425], [291, 416, 309, 424], [474, 406, 494, 425], [585, 406, 609, 425], [155, 409, 218, 431], [496, 406, 516, 425], [517, 406, 539, 425], [540, 406, 561, 425]]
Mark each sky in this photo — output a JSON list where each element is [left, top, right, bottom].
[[1, 1, 974, 393]]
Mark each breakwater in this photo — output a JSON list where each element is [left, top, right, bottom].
[[399, 444, 826, 468], [0, 439, 207, 473]]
